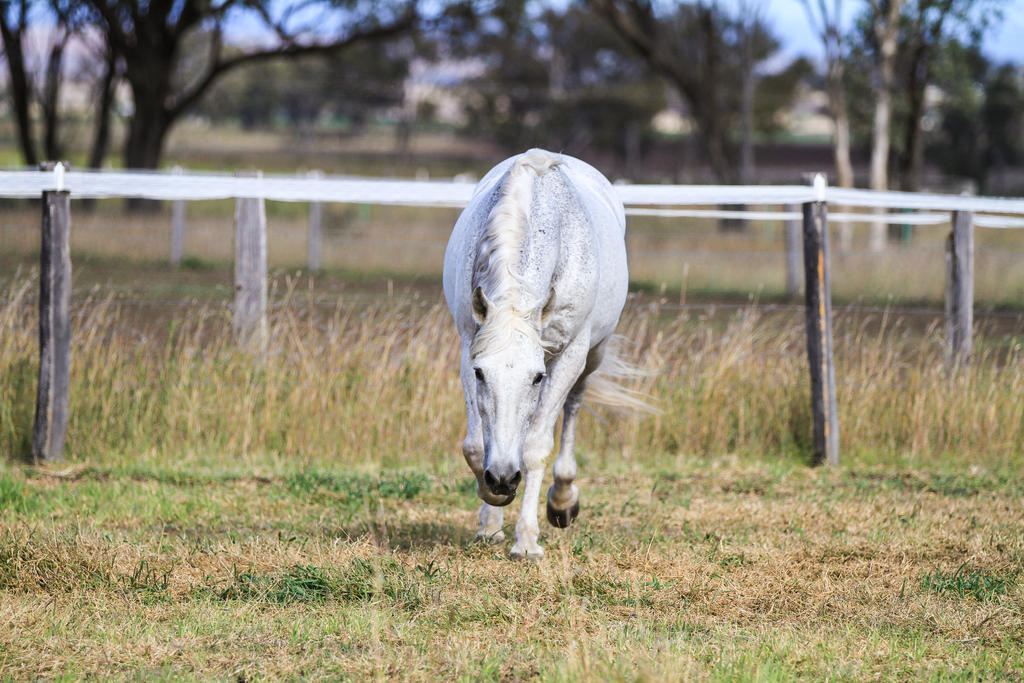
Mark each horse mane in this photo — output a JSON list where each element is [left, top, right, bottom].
[[470, 149, 562, 359], [469, 306, 542, 359]]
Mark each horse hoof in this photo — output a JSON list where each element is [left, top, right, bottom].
[[546, 499, 580, 529], [475, 529, 506, 544], [510, 544, 544, 561]]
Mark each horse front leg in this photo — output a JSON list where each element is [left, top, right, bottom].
[[511, 337, 589, 560], [508, 434, 552, 560], [547, 339, 605, 528], [546, 386, 583, 528]]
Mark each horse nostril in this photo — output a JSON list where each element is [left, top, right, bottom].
[[509, 471, 522, 489], [484, 469, 498, 491]]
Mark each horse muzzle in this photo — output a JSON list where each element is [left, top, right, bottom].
[[475, 477, 517, 506]]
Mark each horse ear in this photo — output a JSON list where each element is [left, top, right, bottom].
[[540, 287, 556, 327], [472, 286, 490, 324]]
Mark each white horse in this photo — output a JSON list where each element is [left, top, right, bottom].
[[443, 148, 637, 560]]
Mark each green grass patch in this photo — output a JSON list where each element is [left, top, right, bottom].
[[285, 470, 432, 507], [0, 472, 38, 515], [920, 564, 1019, 601], [209, 558, 423, 608]]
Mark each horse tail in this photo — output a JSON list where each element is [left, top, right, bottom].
[[584, 336, 662, 415], [514, 148, 563, 176]]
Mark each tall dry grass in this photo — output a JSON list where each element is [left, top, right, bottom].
[[1, 274, 1022, 470]]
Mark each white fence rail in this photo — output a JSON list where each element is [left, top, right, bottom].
[[3, 165, 1024, 224], [5, 164, 1023, 467]]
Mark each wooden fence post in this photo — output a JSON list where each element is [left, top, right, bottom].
[[32, 166, 72, 463], [170, 166, 185, 266], [233, 171, 267, 349], [784, 203, 801, 298], [307, 170, 323, 272], [802, 174, 839, 466], [945, 210, 974, 369]]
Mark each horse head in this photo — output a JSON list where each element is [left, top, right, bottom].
[[469, 286, 548, 503]]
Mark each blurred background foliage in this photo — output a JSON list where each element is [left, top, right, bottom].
[[0, 0, 1020, 193]]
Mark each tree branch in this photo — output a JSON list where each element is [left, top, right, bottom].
[[586, 0, 697, 98], [168, 4, 417, 120]]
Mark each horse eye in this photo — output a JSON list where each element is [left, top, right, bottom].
[[532, 372, 545, 386], [474, 367, 484, 382]]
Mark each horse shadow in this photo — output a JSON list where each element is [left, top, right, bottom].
[[330, 516, 479, 552]]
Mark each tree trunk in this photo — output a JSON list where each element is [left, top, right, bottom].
[[122, 68, 175, 211], [0, 15, 38, 166], [827, 61, 854, 252], [123, 68, 174, 170], [868, 0, 905, 252], [696, 6, 736, 185], [734, 54, 754, 234], [899, 42, 930, 193], [868, 77, 893, 252], [624, 120, 641, 181], [827, 63, 854, 189], [122, 105, 171, 211], [88, 51, 118, 169], [42, 38, 67, 161], [123, 109, 172, 170], [703, 115, 738, 183], [869, 50, 896, 193], [739, 24, 756, 186]]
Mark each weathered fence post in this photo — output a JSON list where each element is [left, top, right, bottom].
[[233, 170, 267, 350], [32, 163, 72, 463], [802, 174, 839, 466], [784, 203, 801, 298], [307, 170, 323, 272], [945, 209, 974, 369], [170, 166, 185, 266]]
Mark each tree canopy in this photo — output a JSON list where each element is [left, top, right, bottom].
[[0, 0, 1019, 193]]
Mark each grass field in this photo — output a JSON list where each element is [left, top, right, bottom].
[[2, 131, 1023, 678], [1, 261, 1023, 679]]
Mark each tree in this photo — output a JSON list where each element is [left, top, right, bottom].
[[867, 0, 905, 191], [892, 0, 1002, 191], [0, 0, 82, 164], [321, 39, 413, 134], [799, 0, 855, 189], [457, 0, 558, 152], [1, 0, 40, 164], [753, 57, 815, 137], [861, 0, 906, 250], [198, 39, 412, 137], [737, 0, 769, 184], [85, 39, 118, 168], [930, 42, 1022, 194], [588, 0, 781, 183], [459, 2, 663, 172], [79, 0, 419, 169]]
